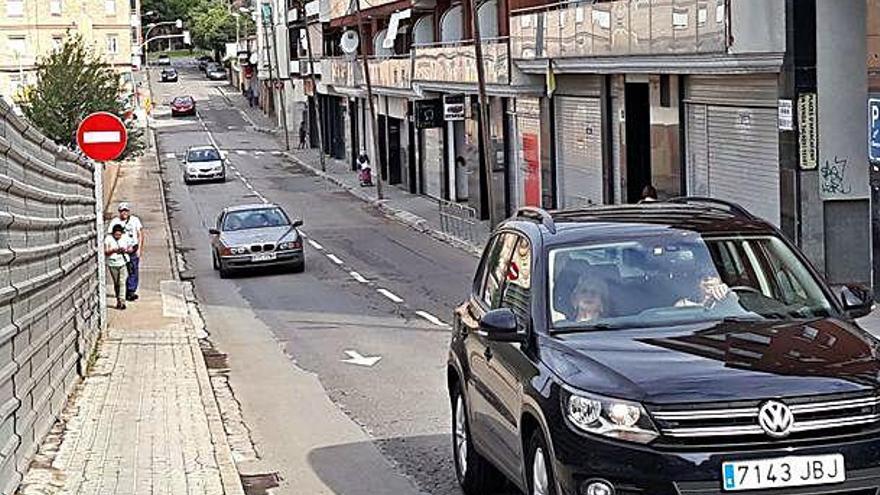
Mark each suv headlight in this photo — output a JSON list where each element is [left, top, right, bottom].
[[564, 390, 658, 444]]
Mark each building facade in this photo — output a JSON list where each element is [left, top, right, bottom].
[[0, 0, 137, 99], [258, 0, 874, 287]]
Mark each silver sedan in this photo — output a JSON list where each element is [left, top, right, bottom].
[[209, 204, 304, 278]]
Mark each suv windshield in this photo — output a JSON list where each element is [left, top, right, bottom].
[[550, 233, 836, 331], [187, 148, 220, 162], [222, 208, 289, 231]]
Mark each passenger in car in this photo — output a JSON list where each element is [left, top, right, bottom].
[[568, 276, 609, 323]]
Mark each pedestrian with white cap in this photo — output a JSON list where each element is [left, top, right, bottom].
[[107, 202, 145, 301]]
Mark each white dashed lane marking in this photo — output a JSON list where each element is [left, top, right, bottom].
[[164, 152, 176, 159], [415, 310, 450, 328], [349, 271, 368, 284], [326, 254, 344, 265], [307, 239, 324, 250], [236, 150, 247, 155], [377, 289, 404, 304]]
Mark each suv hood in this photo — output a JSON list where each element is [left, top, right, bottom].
[[220, 226, 296, 246], [543, 318, 880, 405]]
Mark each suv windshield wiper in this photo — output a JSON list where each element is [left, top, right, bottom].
[[553, 322, 623, 334]]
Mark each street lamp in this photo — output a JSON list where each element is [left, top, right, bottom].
[[143, 19, 183, 68]]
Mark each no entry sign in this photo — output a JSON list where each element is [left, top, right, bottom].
[[76, 112, 128, 162]]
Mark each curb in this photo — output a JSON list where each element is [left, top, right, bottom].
[[283, 152, 482, 257], [148, 73, 246, 495]]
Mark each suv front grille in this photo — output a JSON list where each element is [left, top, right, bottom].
[[650, 392, 880, 447]]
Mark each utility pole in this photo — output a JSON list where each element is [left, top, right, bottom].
[[466, 0, 496, 226], [354, 0, 384, 199], [262, 2, 290, 150], [301, 6, 327, 171]]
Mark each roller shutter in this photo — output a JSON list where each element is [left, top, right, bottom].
[[555, 96, 604, 207], [685, 76, 780, 225]]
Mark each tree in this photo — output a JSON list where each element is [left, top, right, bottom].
[[190, 1, 253, 51], [17, 35, 143, 160]]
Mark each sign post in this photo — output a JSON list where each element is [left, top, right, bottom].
[[76, 112, 128, 162], [870, 97, 880, 163]]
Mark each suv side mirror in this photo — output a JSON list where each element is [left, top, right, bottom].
[[208, 228, 220, 235], [480, 308, 524, 343], [832, 284, 874, 319], [293, 219, 303, 228]]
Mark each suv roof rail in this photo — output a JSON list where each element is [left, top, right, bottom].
[[516, 207, 557, 234], [666, 196, 755, 219]]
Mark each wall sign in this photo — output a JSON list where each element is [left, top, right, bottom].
[[778, 99, 793, 131], [798, 92, 818, 170], [414, 99, 443, 129], [443, 94, 466, 121]]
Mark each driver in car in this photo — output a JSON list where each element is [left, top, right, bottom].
[[675, 272, 733, 308], [568, 276, 609, 323]]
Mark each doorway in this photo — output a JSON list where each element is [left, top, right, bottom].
[[625, 83, 651, 203], [388, 118, 402, 185]]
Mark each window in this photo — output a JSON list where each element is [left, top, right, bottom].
[[8, 36, 27, 56], [7, 0, 23, 17], [49, 0, 61, 15], [500, 237, 532, 332], [51, 36, 63, 49], [106, 35, 118, 54], [104, 0, 115, 15], [478, 233, 518, 308], [548, 234, 835, 330]]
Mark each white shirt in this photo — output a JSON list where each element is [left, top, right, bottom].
[[104, 235, 133, 267], [107, 215, 143, 247]]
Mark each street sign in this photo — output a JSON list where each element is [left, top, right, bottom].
[[76, 112, 127, 162], [870, 97, 880, 163], [444, 94, 466, 121]]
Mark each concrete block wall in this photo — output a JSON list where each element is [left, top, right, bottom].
[[0, 100, 101, 494]]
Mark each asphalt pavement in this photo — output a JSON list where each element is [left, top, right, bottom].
[[148, 65, 498, 495]]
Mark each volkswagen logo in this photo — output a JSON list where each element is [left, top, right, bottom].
[[758, 401, 795, 438]]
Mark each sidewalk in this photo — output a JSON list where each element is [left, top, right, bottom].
[[215, 85, 489, 255], [18, 145, 243, 495]]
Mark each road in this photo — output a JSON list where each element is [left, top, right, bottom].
[[147, 65, 509, 495]]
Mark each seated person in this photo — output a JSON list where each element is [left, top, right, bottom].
[[675, 271, 733, 308], [567, 276, 609, 324]]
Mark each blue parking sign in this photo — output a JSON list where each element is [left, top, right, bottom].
[[871, 98, 880, 162]]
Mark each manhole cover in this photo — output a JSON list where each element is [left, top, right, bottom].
[[241, 472, 280, 495]]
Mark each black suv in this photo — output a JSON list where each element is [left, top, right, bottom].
[[447, 199, 876, 495]]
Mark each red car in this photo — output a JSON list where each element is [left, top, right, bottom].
[[170, 96, 196, 117]]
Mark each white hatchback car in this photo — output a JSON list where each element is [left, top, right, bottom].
[[183, 145, 227, 184]]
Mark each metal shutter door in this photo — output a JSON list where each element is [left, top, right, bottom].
[[706, 105, 780, 224], [422, 128, 443, 198], [555, 96, 604, 207], [686, 103, 709, 196]]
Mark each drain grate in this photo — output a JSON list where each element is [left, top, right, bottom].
[[240, 472, 281, 495], [202, 348, 229, 369]]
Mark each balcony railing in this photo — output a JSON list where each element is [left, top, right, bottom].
[[413, 39, 509, 85], [328, 0, 399, 20], [510, 0, 727, 60], [322, 55, 413, 90]]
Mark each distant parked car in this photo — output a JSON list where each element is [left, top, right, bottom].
[[197, 55, 213, 71], [209, 204, 305, 278], [156, 54, 171, 66], [160, 68, 178, 82], [170, 96, 196, 117], [205, 63, 227, 81], [183, 145, 227, 184]]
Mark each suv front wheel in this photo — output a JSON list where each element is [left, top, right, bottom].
[[451, 383, 503, 494], [527, 430, 557, 495]]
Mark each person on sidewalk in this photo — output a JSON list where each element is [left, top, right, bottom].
[[104, 224, 133, 310], [107, 202, 145, 301], [298, 121, 308, 149]]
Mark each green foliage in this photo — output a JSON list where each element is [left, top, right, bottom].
[[190, 1, 254, 50], [17, 35, 143, 160]]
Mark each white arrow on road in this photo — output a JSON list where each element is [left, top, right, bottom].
[[341, 350, 382, 367]]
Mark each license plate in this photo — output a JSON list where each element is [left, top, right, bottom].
[[722, 454, 845, 491], [251, 252, 276, 262]]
